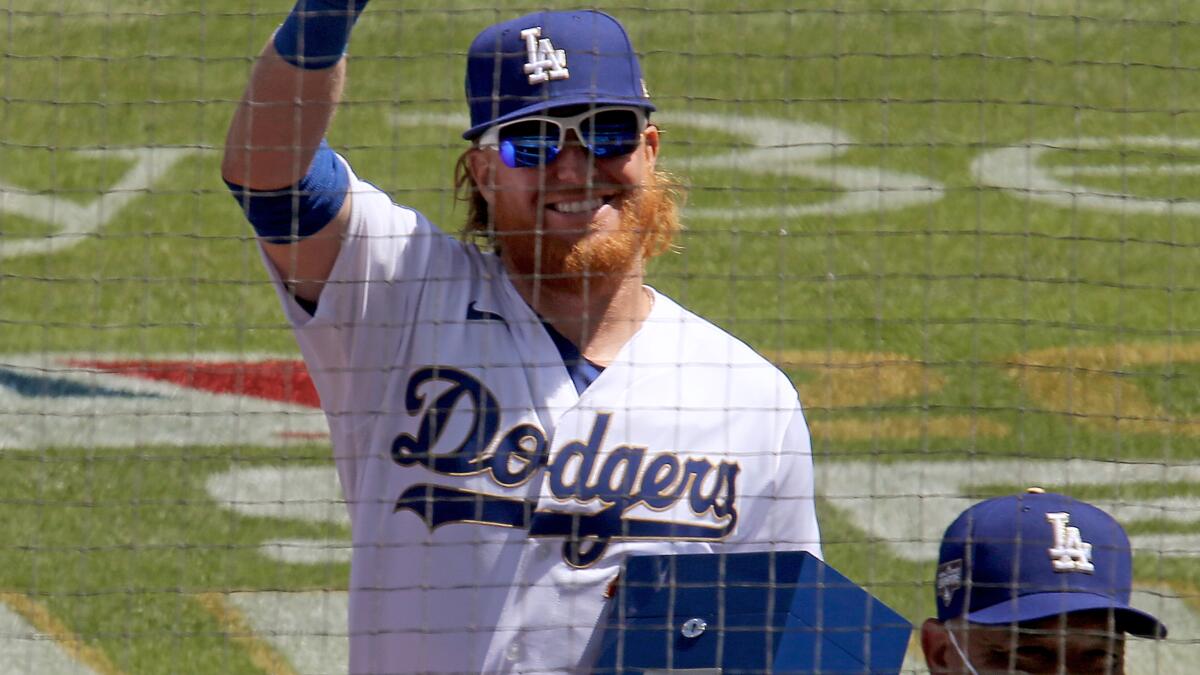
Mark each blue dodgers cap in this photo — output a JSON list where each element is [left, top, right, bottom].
[[463, 10, 655, 140], [935, 490, 1167, 638]]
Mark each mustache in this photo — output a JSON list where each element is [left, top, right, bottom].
[[501, 184, 634, 199]]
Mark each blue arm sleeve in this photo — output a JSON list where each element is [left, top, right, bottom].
[[273, 0, 370, 69], [224, 139, 349, 244]]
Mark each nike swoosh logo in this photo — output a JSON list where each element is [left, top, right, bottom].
[[466, 301, 507, 325]]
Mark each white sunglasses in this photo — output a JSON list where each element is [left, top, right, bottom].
[[477, 106, 648, 168]]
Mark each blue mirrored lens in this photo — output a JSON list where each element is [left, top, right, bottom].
[[586, 127, 641, 158], [500, 138, 560, 169], [580, 111, 642, 159], [498, 119, 560, 168]]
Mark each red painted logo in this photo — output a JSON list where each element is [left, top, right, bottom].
[[2, 354, 327, 450]]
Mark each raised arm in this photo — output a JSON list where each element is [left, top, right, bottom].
[[221, 1, 368, 303]]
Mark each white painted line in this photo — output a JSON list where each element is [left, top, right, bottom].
[[972, 136, 1200, 217], [0, 148, 195, 259], [1049, 165, 1200, 177], [1131, 534, 1200, 557], [388, 112, 468, 128], [817, 459, 1200, 561], [260, 539, 353, 566], [225, 591, 349, 675], [0, 603, 100, 675], [206, 467, 349, 527]]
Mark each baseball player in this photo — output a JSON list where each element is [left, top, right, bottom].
[[921, 488, 1167, 674], [221, 2, 822, 672]]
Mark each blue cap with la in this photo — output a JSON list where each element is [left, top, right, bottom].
[[463, 10, 655, 140], [936, 489, 1167, 638]]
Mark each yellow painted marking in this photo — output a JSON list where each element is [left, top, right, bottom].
[[903, 631, 929, 674], [769, 350, 1009, 440], [810, 415, 1009, 441], [195, 593, 297, 675], [1008, 342, 1200, 435], [770, 350, 946, 409], [1165, 580, 1200, 615], [0, 591, 123, 675]]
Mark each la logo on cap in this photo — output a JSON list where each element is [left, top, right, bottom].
[[521, 27, 569, 84], [1046, 512, 1095, 573]]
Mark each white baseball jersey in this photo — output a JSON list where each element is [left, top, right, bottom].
[[263, 170, 822, 674]]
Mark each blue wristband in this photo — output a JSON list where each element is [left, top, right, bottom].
[[225, 139, 349, 243], [274, 0, 370, 69]]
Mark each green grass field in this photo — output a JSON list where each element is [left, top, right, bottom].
[[3, 1, 1200, 672]]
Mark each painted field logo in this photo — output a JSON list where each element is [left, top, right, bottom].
[[0, 354, 326, 450], [0, 147, 195, 260]]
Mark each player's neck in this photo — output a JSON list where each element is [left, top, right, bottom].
[[512, 267, 652, 366]]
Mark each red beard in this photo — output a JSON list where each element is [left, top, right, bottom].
[[495, 175, 671, 294]]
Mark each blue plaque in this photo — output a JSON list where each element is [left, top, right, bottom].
[[589, 551, 912, 674]]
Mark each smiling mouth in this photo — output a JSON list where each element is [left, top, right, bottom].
[[548, 196, 609, 214]]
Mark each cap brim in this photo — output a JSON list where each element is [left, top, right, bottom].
[[966, 592, 1167, 639], [462, 95, 656, 140]]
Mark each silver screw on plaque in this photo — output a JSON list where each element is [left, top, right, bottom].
[[680, 617, 707, 638]]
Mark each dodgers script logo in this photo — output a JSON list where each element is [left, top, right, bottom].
[[390, 367, 740, 567]]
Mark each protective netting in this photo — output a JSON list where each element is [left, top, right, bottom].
[[1, 1, 1197, 672]]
